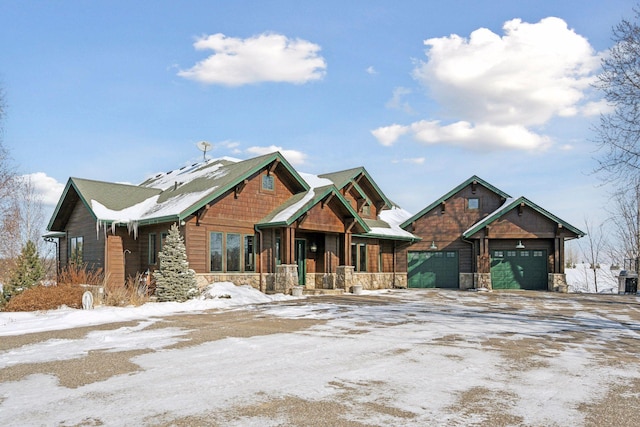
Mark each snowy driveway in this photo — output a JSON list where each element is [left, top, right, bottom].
[[1, 288, 640, 426]]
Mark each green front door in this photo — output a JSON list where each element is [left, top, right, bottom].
[[408, 251, 458, 288], [295, 239, 306, 286], [491, 250, 547, 290]]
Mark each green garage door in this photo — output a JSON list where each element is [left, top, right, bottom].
[[491, 250, 547, 290], [408, 251, 459, 288]]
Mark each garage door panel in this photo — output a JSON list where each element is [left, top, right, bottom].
[[408, 251, 458, 288], [491, 250, 546, 290]]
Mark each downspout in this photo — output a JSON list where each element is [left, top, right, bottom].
[[255, 226, 264, 293], [392, 241, 396, 288]]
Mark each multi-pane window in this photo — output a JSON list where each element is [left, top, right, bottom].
[[468, 198, 479, 210], [262, 174, 274, 191], [210, 232, 256, 272], [210, 232, 223, 271], [148, 233, 157, 264], [226, 233, 241, 271], [70, 236, 83, 264]]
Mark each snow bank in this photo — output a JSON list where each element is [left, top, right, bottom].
[[566, 263, 620, 294], [0, 282, 296, 337]]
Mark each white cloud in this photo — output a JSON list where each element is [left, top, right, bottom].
[[386, 87, 414, 113], [371, 124, 410, 146], [366, 66, 377, 75], [178, 32, 326, 86], [374, 17, 601, 151], [22, 172, 64, 206], [245, 145, 307, 166], [392, 157, 425, 165], [409, 120, 551, 151], [580, 99, 613, 116]]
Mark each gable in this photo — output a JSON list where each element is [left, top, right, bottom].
[[257, 186, 369, 234], [319, 167, 393, 213], [48, 178, 160, 231], [463, 197, 585, 239], [401, 175, 510, 230]]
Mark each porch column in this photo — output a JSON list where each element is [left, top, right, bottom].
[[475, 235, 492, 289], [284, 227, 296, 264]]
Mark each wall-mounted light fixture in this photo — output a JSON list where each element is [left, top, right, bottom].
[[430, 240, 438, 250], [309, 242, 318, 253], [516, 240, 525, 249]]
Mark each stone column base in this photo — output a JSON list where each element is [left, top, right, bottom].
[[275, 264, 298, 294], [474, 273, 492, 290]]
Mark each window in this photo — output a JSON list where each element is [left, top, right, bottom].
[[361, 203, 370, 216], [148, 234, 157, 264], [70, 236, 83, 264], [275, 235, 282, 265], [468, 198, 479, 210], [351, 243, 367, 272], [210, 232, 223, 271], [507, 250, 517, 257], [262, 174, 274, 191], [226, 234, 241, 271], [520, 251, 530, 257], [244, 235, 255, 271], [494, 251, 504, 258], [533, 250, 544, 257]]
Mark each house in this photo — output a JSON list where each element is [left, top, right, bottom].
[[400, 176, 584, 291], [46, 152, 419, 294]]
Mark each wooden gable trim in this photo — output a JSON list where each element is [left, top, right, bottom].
[[234, 179, 248, 199], [296, 212, 308, 227], [322, 192, 335, 209], [267, 159, 280, 175], [345, 218, 357, 233]]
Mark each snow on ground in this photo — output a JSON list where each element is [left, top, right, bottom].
[[1, 284, 640, 426], [566, 263, 620, 293], [0, 282, 294, 337]]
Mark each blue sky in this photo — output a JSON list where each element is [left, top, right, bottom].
[[0, 0, 635, 230]]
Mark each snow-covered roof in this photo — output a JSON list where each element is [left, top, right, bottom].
[[47, 151, 420, 241]]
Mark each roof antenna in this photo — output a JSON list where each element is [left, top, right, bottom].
[[196, 141, 212, 161]]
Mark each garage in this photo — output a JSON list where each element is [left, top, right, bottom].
[[490, 249, 548, 290], [408, 251, 458, 288]]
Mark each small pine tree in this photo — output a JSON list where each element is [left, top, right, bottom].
[[5, 240, 44, 301], [154, 223, 197, 302]]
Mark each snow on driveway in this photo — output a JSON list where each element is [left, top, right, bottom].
[[1, 286, 640, 426]]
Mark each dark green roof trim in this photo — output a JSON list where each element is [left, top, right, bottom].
[[256, 186, 370, 232], [400, 175, 511, 228], [48, 177, 161, 231], [352, 232, 421, 242], [319, 167, 393, 209], [179, 152, 310, 219], [462, 196, 586, 238]]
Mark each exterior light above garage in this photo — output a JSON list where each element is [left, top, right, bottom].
[[430, 240, 438, 250], [516, 240, 525, 249]]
